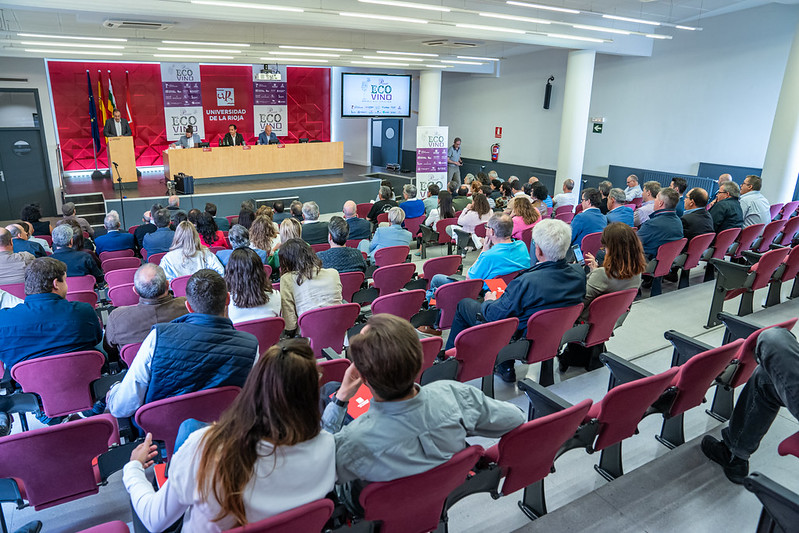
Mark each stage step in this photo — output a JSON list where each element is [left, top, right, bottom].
[[64, 192, 106, 229]]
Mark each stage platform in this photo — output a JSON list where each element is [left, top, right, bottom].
[[62, 164, 415, 230]]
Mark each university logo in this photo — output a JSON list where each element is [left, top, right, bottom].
[[216, 88, 235, 106]]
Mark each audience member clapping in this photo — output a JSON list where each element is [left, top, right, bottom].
[[160, 221, 225, 281]]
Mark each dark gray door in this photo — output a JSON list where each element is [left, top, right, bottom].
[[0, 129, 54, 221], [371, 118, 402, 167]]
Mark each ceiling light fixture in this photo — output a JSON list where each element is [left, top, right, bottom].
[[262, 57, 329, 62], [268, 51, 340, 57], [158, 47, 241, 52], [546, 33, 607, 43], [18, 33, 127, 42], [441, 60, 484, 65], [363, 55, 423, 62], [675, 25, 698, 31], [191, 0, 304, 12], [162, 40, 250, 47], [506, 1, 580, 15], [340, 12, 428, 23], [602, 14, 660, 26], [358, 0, 450, 12], [572, 24, 631, 35], [457, 55, 500, 61], [423, 64, 450, 68], [455, 23, 526, 34], [279, 45, 353, 51], [377, 50, 439, 57], [20, 41, 125, 49], [479, 12, 551, 24], [645, 33, 671, 40], [351, 60, 410, 66], [154, 54, 235, 59], [26, 49, 123, 56]]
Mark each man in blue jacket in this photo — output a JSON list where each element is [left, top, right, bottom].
[[447, 219, 586, 382], [106, 269, 259, 418], [257, 124, 278, 145], [570, 188, 607, 246], [94, 210, 135, 255], [637, 188, 684, 258], [606, 188, 634, 226]]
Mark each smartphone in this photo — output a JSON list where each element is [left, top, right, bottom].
[[571, 244, 585, 265]]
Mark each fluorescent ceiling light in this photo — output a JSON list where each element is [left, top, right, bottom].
[[20, 41, 125, 49], [602, 14, 660, 26], [268, 51, 339, 57], [351, 61, 410, 66], [377, 50, 438, 57], [441, 60, 484, 65], [18, 33, 127, 42], [456, 23, 526, 34], [340, 12, 428, 24], [191, 0, 303, 12], [358, 0, 450, 12], [26, 49, 123, 56], [506, 1, 580, 15], [363, 55, 423, 62], [479, 12, 551, 24], [280, 45, 353, 51], [675, 25, 698, 31], [645, 33, 671, 40], [158, 47, 241, 53], [155, 54, 235, 59], [546, 33, 606, 43], [457, 55, 500, 61], [572, 24, 631, 35], [162, 40, 249, 47], [423, 64, 450, 68], [263, 57, 329, 63]]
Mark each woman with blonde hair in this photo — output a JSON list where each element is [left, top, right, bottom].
[[123, 339, 335, 531], [510, 196, 541, 240], [160, 221, 225, 281]]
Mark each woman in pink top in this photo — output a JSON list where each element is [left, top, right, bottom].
[[510, 196, 541, 239], [446, 193, 492, 249]]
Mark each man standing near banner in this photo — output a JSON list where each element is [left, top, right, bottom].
[[104, 109, 132, 137], [447, 137, 463, 185], [221, 124, 245, 146], [257, 124, 278, 145]]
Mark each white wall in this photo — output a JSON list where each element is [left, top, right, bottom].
[[0, 57, 61, 210], [330, 67, 372, 166], [438, 3, 799, 178]]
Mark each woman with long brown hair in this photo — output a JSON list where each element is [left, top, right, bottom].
[[509, 196, 541, 239], [124, 340, 335, 532], [225, 247, 281, 323]]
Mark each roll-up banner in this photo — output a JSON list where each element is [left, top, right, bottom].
[[416, 126, 449, 192], [161, 63, 204, 141], [252, 65, 288, 138]]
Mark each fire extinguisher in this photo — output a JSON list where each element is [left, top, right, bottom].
[[491, 143, 500, 162]]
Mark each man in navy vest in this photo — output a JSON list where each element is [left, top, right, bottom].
[[106, 269, 259, 418]]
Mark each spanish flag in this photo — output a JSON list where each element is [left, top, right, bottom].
[[97, 71, 107, 124]]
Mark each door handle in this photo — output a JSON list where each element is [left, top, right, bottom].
[[0, 171, 4, 182]]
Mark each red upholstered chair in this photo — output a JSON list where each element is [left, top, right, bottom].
[[226, 215, 238, 226], [423, 217, 458, 259], [356, 203, 372, 219], [520, 227, 533, 253], [419, 255, 462, 289], [644, 238, 687, 296], [66, 290, 98, 307], [703, 227, 741, 281], [223, 499, 335, 533], [374, 245, 410, 267], [580, 231, 602, 259], [554, 212, 574, 224], [574, 203, 584, 215], [11, 350, 106, 418], [433, 278, 483, 331], [727, 223, 765, 260], [497, 270, 524, 285], [629, 197, 643, 209], [101, 256, 141, 272], [108, 283, 139, 307], [779, 200, 799, 219], [233, 317, 284, 356], [562, 288, 638, 358], [127, 225, 139, 235], [765, 244, 799, 306], [310, 243, 330, 254], [0, 415, 118, 526], [135, 386, 240, 459], [263, 264, 272, 278], [170, 275, 191, 297], [339, 271, 365, 303], [318, 358, 351, 386], [753, 219, 787, 253], [376, 212, 389, 225], [98, 249, 135, 262], [0, 283, 26, 299], [297, 303, 361, 357], [554, 205, 573, 217], [770, 203, 785, 221], [417, 336, 444, 383], [147, 252, 167, 265], [672, 232, 716, 289], [775, 215, 799, 246], [372, 263, 416, 297], [444, 317, 519, 397], [66, 275, 96, 292], [371, 290, 426, 321], [36, 234, 52, 245], [779, 431, 799, 458], [358, 446, 483, 533], [404, 215, 425, 237], [120, 342, 143, 368], [344, 239, 361, 248], [78, 521, 130, 533], [209, 246, 226, 255], [105, 267, 138, 288], [474, 222, 487, 239]]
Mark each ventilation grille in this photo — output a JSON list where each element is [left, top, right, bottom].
[[103, 20, 175, 30], [422, 39, 479, 48], [0, 77, 28, 82]]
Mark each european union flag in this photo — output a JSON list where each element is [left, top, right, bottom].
[[87, 70, 101, 154]]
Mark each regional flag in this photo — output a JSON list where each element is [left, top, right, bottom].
[[125, 70, 135, 135], [87, 71, 101, 154], [107, 71, 117, 116]]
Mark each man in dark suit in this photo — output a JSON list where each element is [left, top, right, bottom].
[[7, 224, 45, 257], [50, 225, 103, 283], [134, 204, 161, 253], [257, 124, 278, 145], [300, 201, 329, 245], [681, 188, 715, 242], [94, 210, 135, 255], [103, 109, 132, 137], [343, 201, 371, 241], [221, 124, 245, 146], [709, 181, 745, 232], [142, 209, 175, 255]]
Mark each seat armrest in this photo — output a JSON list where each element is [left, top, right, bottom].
[[495, 339, 530, 366], [742, 250, 763, 265], [561, 323, 590, 345], [718, 312, 761, 343], [599, 352, 651, 388], [672, 253, 688, 269], [0, 392, 40, 415], [663, 330, 715, 366], [96, 440, 145, 482], [710, 258, 751, 289], [322, 348, 343, 361], [517, 378, 572, 420], [0, 478, 24, 508], [91, 371, 126, 402]]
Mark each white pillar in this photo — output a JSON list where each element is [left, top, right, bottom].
[[418, 70, 442, 127], [555, 50, 596, 195], [761, 21, 799, 203]]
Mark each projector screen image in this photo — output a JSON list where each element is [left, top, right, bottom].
[[341, 73, 412, 118]]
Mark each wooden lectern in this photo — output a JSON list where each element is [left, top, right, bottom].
[[106, 136, 137, 189]]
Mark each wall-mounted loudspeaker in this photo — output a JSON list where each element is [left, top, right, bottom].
[[543, 76, 554, 110]]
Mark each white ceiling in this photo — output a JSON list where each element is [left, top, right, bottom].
[[0, 0, 792, 72]]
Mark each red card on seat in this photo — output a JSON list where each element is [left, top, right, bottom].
[[484, 278, 507, 297]]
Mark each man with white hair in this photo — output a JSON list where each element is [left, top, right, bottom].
[[94, 210, 135, 254], [708, 173, 733, 209], [624, 175, 643, 202], [51, 224, 103, 282], [399, 184, 425, 219], [342, 200, 371, 241], [358, 207, 412, 262], [446, 219, 586, 381], [300, 201, 329, 245]]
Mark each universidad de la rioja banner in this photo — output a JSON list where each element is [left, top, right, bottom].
[[161, 63, 204, 141]]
